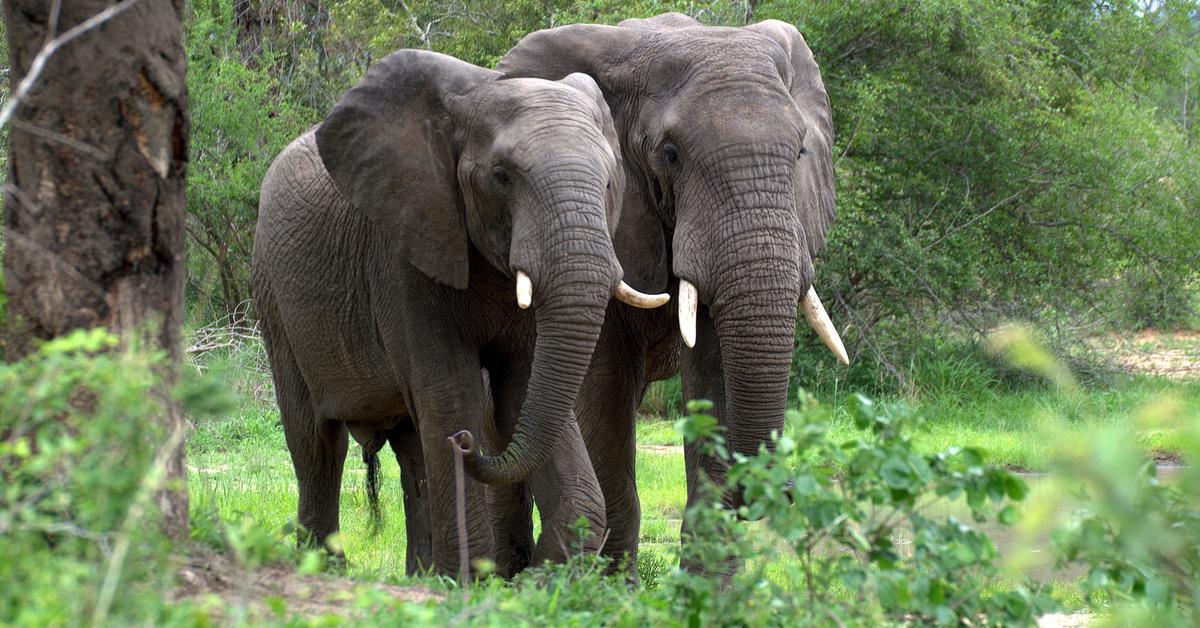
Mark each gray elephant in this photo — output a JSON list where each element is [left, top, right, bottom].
[[462, 14, 849, 577], [251, 49, 668, 578]]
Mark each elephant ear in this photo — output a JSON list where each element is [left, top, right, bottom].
[[316, 50, 497, 290], [746, 20, 837, 259], [496, 24, 641, 88]]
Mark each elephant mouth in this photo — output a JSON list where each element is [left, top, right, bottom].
[[511, 268, 669, 311], [674, 276, 848, 365]]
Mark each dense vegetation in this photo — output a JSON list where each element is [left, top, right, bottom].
[[3, 0, 1200, 625], [180, 0, 1200, 389]]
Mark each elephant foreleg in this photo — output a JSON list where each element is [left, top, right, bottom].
[[411, 368, 495, 579], [574, 345, 645, 580], [387, 419, 433, 575], [526, 418, 607, 564], [482, 366, 535, 578], [488, 356, 607, 572]]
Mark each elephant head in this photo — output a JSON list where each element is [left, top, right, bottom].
[[498, 17, 847, 481], [315, 50, 667, 486]]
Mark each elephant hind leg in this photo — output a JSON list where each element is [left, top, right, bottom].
[[267, 330, 349, 553], [289, 417, 349, 552], [387, 418, 433, 575]]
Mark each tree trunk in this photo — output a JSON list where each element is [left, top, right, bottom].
[[2, 0, 191, 539]]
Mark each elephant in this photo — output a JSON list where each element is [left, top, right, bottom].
[[462, 13, 850, 577], [250, 49, 669, 578]]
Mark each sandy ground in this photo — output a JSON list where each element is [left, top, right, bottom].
[[1093, 329, 1200, 379], [173, 549, 440, 622]]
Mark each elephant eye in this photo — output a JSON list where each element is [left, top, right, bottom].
[[798, 146, 808, 158], [492, 167, 512, 187], [662, 142, 680, 167]]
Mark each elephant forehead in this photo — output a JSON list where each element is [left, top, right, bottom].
[[482, 77, 599, 121], [635, 29, 790, 90]]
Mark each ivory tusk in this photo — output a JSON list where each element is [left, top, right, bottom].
[[516, 271, 532, 309], [801, 287, 849, 365], [678, 279, 698, 349], [615, 281, 670, 309]]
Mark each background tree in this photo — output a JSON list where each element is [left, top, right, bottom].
[[2, 0, 191, 538], [180, 0, 1200, 388]]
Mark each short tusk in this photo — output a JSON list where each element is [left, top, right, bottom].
[[615, 281, 670, 309], [678, 279, 698, 349], [516, 271, 532, 309], [801, 287, 849, 365]]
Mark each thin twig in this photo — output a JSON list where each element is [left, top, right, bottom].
[[449, 436, 470, 596], [0, 0, 143, 130]]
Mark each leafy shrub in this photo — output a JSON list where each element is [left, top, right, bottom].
[[0, 330, 187, 625], [667, 395, 1055, 626], [1048, 390, 1200, 624]]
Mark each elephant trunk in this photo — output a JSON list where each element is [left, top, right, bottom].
[[686, 168, 805, 494], [453, 184, 618, 485], [714, 292, 798, 464]]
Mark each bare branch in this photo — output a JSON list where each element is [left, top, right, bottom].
[[0, 0, 143, 131], [11, 118, 110, 161]]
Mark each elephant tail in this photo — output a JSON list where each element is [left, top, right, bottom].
[[363, 449, 382, 535]]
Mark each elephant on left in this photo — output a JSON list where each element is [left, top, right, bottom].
[[251, 50, 668, 578]]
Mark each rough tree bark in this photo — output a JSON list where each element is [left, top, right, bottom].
[[2, 0, 191, 539]]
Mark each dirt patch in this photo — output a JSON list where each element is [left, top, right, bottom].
[[1152, 450, 1185, 466], [173, 550, 440, 622], [638, 444, 682, 455], [1037, 613, 1090, 627], [1091, 329, 1200, 379]]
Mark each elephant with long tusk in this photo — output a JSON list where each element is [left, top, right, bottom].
[[251, 49, 668, 579], [485, 12, 849, 579]]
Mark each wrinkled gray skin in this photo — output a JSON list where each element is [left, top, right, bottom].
[[251, 49, 629, 578], [488, 14, 838, 578]]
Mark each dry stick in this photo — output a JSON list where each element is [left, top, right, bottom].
[[448, 437, 470, 597], [11, 117, 110, 161], [0, 0, 143, 131]]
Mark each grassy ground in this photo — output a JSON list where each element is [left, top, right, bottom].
[[174, 327, 1200, 625], [637, 375, 1200, 470], [187, 349, 1200, 592]]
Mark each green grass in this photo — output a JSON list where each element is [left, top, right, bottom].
[[189, 370, 1200, 588], [182, 333, 1200, 621], [634, 375, 1200, 470]]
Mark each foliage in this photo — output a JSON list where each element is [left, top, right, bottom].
[[175, 0, 1200, 387], [0, 329, 184, 625], [664, 396, 1055, 626], [757, 0, 1200, 373], [184, 2, 317, 321], [1048, 382, 1200, 624]]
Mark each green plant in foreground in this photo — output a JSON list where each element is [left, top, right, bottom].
[[1049, 407, 1200, 625], [0, 330, 185, 625], [672, 395, 1055, 626]]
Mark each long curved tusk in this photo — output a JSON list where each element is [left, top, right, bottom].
[[678, 279, 698, 349], [801, 286, 849, 365], [615, 281, 670, 309], [516, 271, 532, 309]]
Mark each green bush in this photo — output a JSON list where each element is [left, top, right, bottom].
[[1049, 400, 1200, 624], [184, 2, 317, 321], [0, 329, 187, 625], [665, 395, 1054, 626]]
